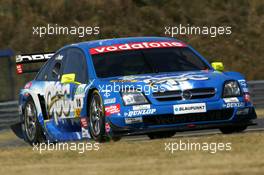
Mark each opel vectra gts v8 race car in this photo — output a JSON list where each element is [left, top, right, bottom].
[[16, 37, 257, 144]]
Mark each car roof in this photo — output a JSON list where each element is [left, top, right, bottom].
[[63, 36, 183, 50]]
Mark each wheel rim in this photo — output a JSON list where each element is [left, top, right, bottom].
[[90, 95, 103, 136], [24, 102, 37, 141]]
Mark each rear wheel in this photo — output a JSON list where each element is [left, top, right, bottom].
[[147, 131, 176, 139], [22, 98, 45, 145], [220, 125, 248, 134], [89, 91, 106, 142]]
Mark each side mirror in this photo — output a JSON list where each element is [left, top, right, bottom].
[[211, 62, 224, 72], [61, 73, 81, 85]]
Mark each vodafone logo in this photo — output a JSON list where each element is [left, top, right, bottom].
[[90, 41, 186, 55]]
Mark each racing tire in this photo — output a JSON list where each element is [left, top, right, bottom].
[[88, 90, 106, 142], [147, 131, 176, 139], [22, 98, 45, 145], [220, 125, 248, 134]]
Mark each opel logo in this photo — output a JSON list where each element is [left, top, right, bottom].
[[182, 90, 192, 100]]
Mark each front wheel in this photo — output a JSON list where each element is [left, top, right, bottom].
[[88, 91, 106, 142], [22, 98, 45, 145], [220, 125, 248, 134]]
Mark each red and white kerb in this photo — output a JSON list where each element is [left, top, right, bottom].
[[90, 41, 186, 55]]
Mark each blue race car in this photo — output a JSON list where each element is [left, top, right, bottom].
[[16, 37, 257, 144]]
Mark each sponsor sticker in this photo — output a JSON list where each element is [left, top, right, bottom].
[[16, 53, 54, 63], [104, 98, 116, 105], [75, 86, 86, 95], [105, 104, 120, 116], [74, 108, 81, 117], [238, 80, 249, 93], [90, 41, 186, 55], [238, 80, 247, 87], [16, 64, 23, 74], [236, 108, 249, 115], [105, 122, 111, 133], [125, 117, 143, 124], [243, 88, 249, 93], [125, 108, 156, 117], [223, 97, 239, 103], [223, 97, 244, 108], [132, 104, 150, 110], [81, 127, 91, 138], [55, 54, 63, 60], [80, 118, 88, 128], [223, 102, 245, 108], [173, 103, 206, 115]]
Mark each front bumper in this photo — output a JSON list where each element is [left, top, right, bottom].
[[109, 118, 256, 137], [106, 102, 257, 137]]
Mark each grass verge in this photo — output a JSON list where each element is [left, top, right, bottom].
[[256, 108, 264, 118], [0, 130, 264, 175]]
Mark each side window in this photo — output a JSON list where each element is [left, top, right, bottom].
[[63, 48, 88, 84], [35, 60, 52, 81], [46, 50, 66, 81]]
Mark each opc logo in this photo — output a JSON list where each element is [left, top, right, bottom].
[[174, 107, 179, 112]]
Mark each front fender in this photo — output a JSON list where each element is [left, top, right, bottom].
[[224, 71, 245, 80], [19, 89, 45, 125]]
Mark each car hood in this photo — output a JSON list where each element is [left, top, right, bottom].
[[98, 70, 236, 92]]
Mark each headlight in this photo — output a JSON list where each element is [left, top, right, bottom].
[[223, 80, 241, 97], [121, 91, 148, 106]]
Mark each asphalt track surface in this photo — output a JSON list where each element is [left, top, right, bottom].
[[0, 118, 264, 147]]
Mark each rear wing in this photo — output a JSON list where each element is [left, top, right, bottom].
[[15, 52, 54, 74]]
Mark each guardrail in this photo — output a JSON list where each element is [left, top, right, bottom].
[[0, 80, 263, 129], [0, 100, 19, 129], [248, 80, 264, 108]]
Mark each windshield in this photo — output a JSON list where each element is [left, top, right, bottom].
[[91, 47, 209, 78]]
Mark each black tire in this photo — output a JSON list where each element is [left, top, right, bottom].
[[147, 131, 176, 139], [220, 125, 248, 134], [88, 90, 106, 142], [22, 98, 45, 145]]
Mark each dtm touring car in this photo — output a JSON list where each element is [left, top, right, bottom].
[[15, 37, 257, 144]]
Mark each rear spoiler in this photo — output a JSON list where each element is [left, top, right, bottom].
[[15, 52, 54, 74]]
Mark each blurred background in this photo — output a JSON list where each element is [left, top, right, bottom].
[[0, 0, 263, 101]]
